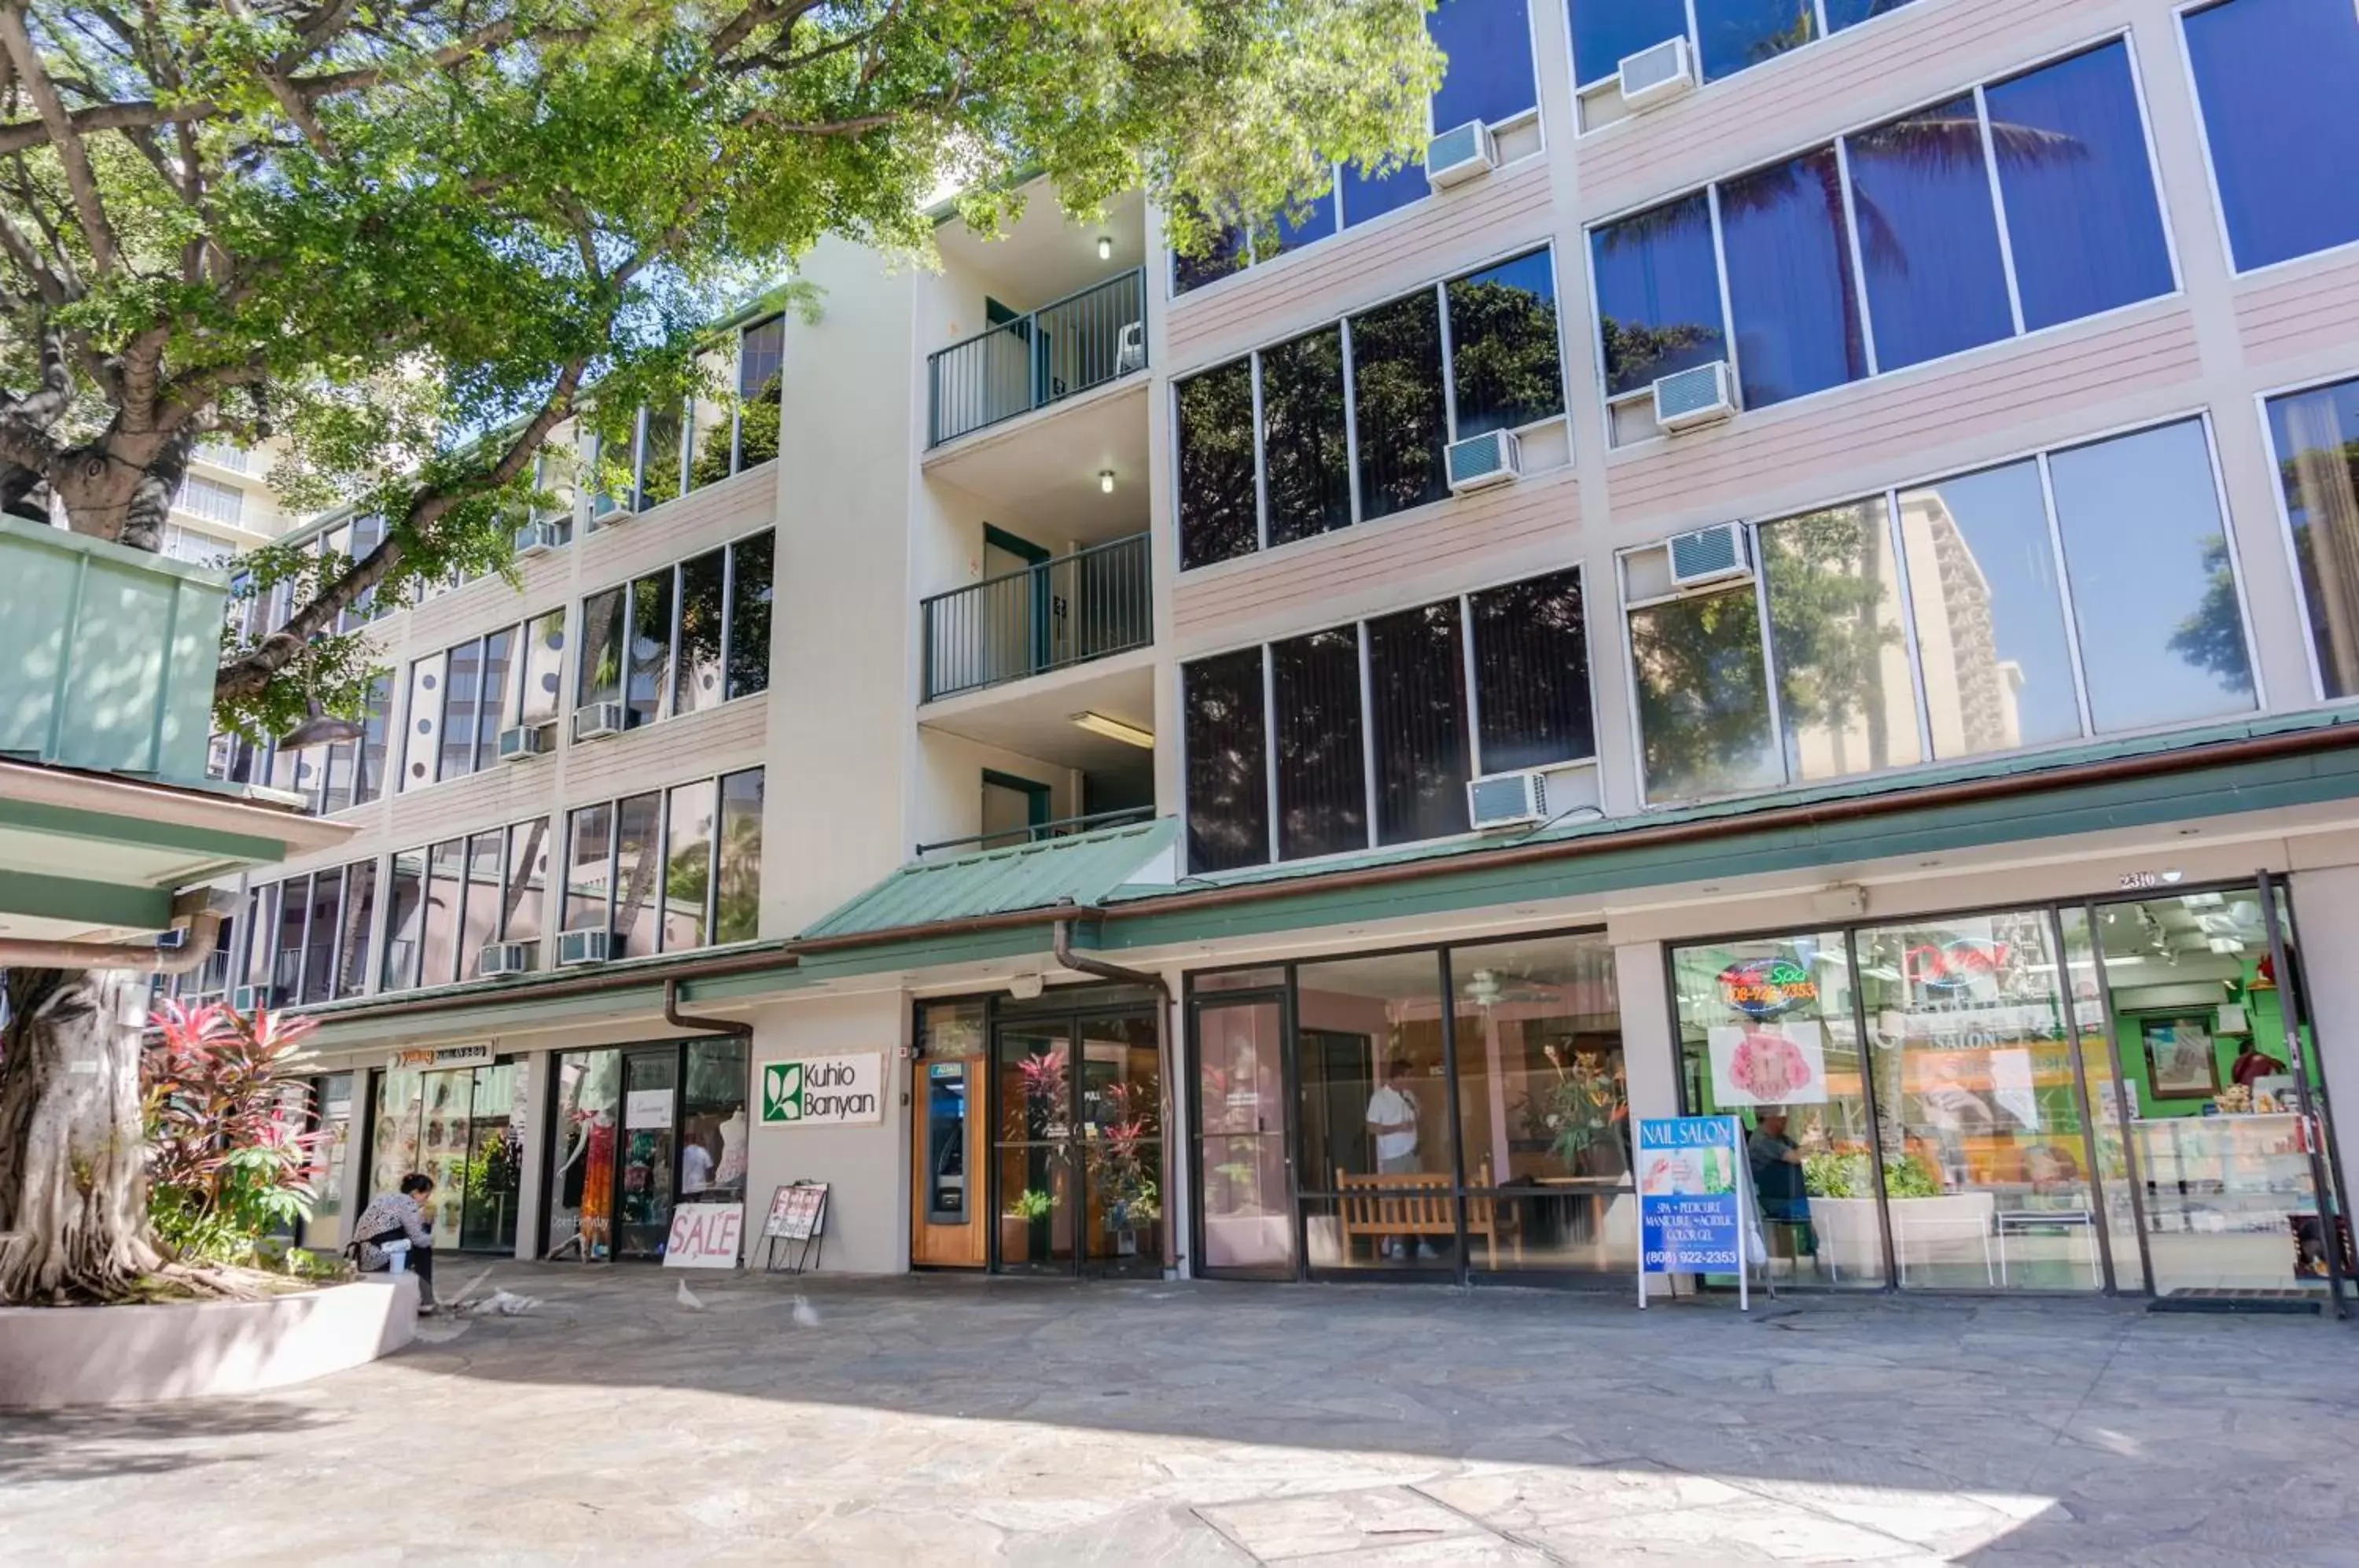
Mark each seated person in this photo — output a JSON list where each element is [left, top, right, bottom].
[[1747, 1112, 1809, 1224], [348, 1172, 440, 1313]]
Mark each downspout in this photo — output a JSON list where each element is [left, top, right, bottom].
[[0, 889, 236, 976], [1053, 915, 1180, 1275], [663, 975, 752, 1041]]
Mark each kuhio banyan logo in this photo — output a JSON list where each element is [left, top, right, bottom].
[[760, 1055, 881, 1124], [764, 1061, 806, 1122]]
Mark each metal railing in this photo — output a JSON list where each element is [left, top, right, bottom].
[[921, 532, 1151, 702], [927, 268, 1148, 447], [916, 804, 1159, 859]]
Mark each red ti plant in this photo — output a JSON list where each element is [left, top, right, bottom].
[[1007, 1044, 1069, 1139], [142, 1001, 327, 1267]]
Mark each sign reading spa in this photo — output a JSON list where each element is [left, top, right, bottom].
[[759, 1052, 886, 1127]]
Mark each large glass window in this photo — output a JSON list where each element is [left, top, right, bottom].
[[502, 819, 550, 950], [1671, 929, 1885, 1287], [459, 831, 503, 980], [335, 862, 377, 1001], [578, 531, 771, 721], [2048, 420, 2255, 732], [546, 1049, 622, 1260], [2184, 0, 2359, 273], [1628, 587, 1781, 804], [1760, 501, 1923, 782], [1568, 0, 1687, 88], [1176, 360, 1258, 570], [1272, 628, 1367, 861], [675, 547, 727, 716], [727, 528, 774, 701], [612, 791, 662, 956], [1183, 648, 1270, 874], [1260, 329, 1351, 547], [2266, 377, 2359, 699], [737, 315, 785, 471], [1470, 569, 1593, 773], [1845, 96, 2013, 372], [475, 627, 514, 764], [1368, 601, 1471, 845], [716, 767, 764, 944], [1720, 147, 1867, 408], [626, 574, 673, 730], [1351, 291, 1450, 523], [1896, 461, 2082, 756], [564, 804, 613, 933], [1571, 0, 1915, 91], [576, 587, 624, 710], [353, 675, 391, 806], [381, 850, 424, 992], [661, 780, 713, 952], [1592, 193, 1728, 399], [1446, 250, 1565, 440]]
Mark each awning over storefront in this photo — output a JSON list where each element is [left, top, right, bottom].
[[800, 817, 1176, 941]]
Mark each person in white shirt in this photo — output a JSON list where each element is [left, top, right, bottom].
[[680, 1136, 716, 1196], [1364, 1055, 1437, 1261]]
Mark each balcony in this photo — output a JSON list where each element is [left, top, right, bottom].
[[922, 532, 1150, 703], [927, 267, 1148, 448]]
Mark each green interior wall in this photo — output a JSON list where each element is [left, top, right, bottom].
[[2110, 966, 2320, 1119]]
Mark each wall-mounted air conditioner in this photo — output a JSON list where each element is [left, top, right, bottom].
[[1667, 522, 1754, 590], [556, 929, 616, 967], [571, 702, 625, 742], [1467, 770, 1548, 831], [1654, 360, 1738, 432], [1619, 37, 1696, 111], [498, 723, 554, 761], [479, 941, 536, 978], [230, 984, 274, 1013], [1444, 428, 1522, 494], [1426, 120, 1498, 190]]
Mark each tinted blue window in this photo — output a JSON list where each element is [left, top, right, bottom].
[[1432, 0, 1536, 128], [1697, 0, 1818, 83], [1592, 193, 1727, 398], [2184, 0, 2359, 272], [1566, 0, 1686, 86], [1341, 159, 1426, 229], [2264, 377, 2359, 698], [1824, 0, 1916, 29], [1269, 190, 1338, 257], [1173, 224, 1246, 296], [1986, 42, 2173, 330], [1720, 149, 1868, 407], [1846, 96, 2012, 371]]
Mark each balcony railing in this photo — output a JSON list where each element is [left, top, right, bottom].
[[916, 804, 1158, 859], [922, 532, 1151, 702], [927, 268, 1148, 447]]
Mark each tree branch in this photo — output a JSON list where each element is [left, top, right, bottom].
[[0, 8, 118, 271]]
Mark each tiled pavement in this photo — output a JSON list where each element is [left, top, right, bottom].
[[5, 1268, 2356, 1565]]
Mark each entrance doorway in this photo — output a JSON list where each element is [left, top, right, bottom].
[[543, 1036, 751, 1261], [362, 1056, 524, 1254], [987, 996, 1162, 1276]]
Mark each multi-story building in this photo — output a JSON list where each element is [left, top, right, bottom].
[[222, 0, 2359, 1311]]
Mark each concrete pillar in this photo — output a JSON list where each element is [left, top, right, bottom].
[[512, 1049, 550, 1261], [1615, 939, 1679, 1300]]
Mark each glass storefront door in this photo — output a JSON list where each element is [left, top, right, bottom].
[[363, 1056, 524, 1253], [988, 1002, 1164, 1276], [617, 1047, 679, 1258], [1193, 995, 1295, 1278], [1076, 1014, 1162, 1275], [992, 1025, 1077, 1272], [543, 1038, 751, 1262]]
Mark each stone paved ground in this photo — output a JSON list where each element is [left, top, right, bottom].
[[5, 1268, 2358, 1566]]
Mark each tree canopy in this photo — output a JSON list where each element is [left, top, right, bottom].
[[0, 0, 1440, 740]]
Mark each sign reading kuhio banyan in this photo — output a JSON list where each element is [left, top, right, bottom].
[[759, 1052, 886, 1127]]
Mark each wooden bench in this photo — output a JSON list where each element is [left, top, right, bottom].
[[1335, 1161, 1522, 1270]]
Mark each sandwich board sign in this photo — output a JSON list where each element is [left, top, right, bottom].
[[1636, 1115, 1754, 1312]]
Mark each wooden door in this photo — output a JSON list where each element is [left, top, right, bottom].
[[910, 1055, 987, 1266]]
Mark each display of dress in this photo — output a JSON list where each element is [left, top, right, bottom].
[[579, 1117, 616, 1258]]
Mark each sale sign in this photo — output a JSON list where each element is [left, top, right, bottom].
[[662, 1202, 745, 1269]]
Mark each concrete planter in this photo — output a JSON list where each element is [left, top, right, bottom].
[[0, 1275, 417, 1409]]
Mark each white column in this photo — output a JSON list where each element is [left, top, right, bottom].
[[512, 1048, 550, 1261], [1616, 939, 1680, 1300]]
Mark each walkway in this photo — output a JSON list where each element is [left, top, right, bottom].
[[4, 1268, 2356, 1564]]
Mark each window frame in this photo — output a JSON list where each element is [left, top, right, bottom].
[[1583, 29, 2181, 448], [1171, 242, 1571, 574], [546, 769, 764, 955], [1614, 409, 2264, 809], [1178, 565, 1602, 874], [1567, 0, 1927, 118], [2176, 0, 2359, 279], [572, 527, 770, 730], [399, 614, 560, 790], [583, 312, 787, 530], [2254, 366, 2359, 705]]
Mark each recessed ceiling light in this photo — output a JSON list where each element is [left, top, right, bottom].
[[1070, 711, 1154, 749]]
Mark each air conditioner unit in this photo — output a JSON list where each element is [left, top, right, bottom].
[[1668, 522, 1754, 590], [556, 929, 616, 967], [230, 984, 274, 1013], [571, 701, 626, 742], [1444, 428, 1522, 494], [1654, 360, 1738, 432], [497, 723, 554, 761], [1426, 120, 1498, 190], [513, 520, 565, 558], [1467, 770, 1548, 831], [479, 941, 536, 978], [1619, 36, 1697, 111]]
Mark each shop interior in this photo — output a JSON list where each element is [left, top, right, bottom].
[[365, 1056, 525, 1253], [541, 1038, 749, 1261], [1673, 884, 2348, 1304]]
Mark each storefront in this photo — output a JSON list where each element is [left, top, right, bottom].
[[910, 985, 1165, 1277], [1183, 929, 1635, 1286], [1671, 877, 2350, 1306], [541, 1036, 751, 1261], [359, 1047, 527, 1254]]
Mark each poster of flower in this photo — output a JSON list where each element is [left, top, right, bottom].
[[1707, 1021, 1829, 1106]]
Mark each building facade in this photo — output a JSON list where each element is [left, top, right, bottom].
[[217, 0, 2359, 1309]]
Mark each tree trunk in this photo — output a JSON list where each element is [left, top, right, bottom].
[[0, 968, 162, 1304]]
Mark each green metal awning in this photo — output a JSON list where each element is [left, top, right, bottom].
[[800, 819, 1177, 941]]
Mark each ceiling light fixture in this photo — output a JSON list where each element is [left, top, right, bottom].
[[1099, 469, 1116, 494], [1097, 235, 1114, 261], [1070, 711, 1154, 749]]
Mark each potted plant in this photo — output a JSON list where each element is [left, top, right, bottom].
[[1801, 1148, 1988, 1277], [1085, 1080, 1161, 1259], [1000, 1187, 1054, 1264]]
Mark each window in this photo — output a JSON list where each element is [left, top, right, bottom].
[[502, 818, 551, 953], [1591, 42, 2171, 440], [421, 839, 464, 987], [175, 473, 245, 527], [460, 831, 504, 981], [635, 407, 683, 512], [576, 530, 771, 727], [2184, 0, 2359, 273], [440, 639, 484, 780], [1183, 568, 1596, 870], [1172, 0, 1537, 289], [374, 816, 551, 992], [1570, 0, 1916, 94], [254, 860, 377, 1003], [675, 547, 727, 716], [626, 574, 673, 729], [727, 529, 773, 700], [382, 849, 425, 992], [1622, 418, 2257, 805], [1183, 648, 1269, 873], [402, 617, 555, 789], [577, 587, 624, 710], [1177, 248, 1568, 569], [554, 772, 762, 954], [2265, 376, 2359, 700], [518, 609, 567, 728], [354, 675, 392, 805], [597, 313, 786, 518]]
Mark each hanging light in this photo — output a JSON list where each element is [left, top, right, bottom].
[[1099, 469, 1116, 494], [1096, 235, 1114, 262]]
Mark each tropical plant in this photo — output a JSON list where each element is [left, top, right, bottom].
[[1006, 1046, 1069, 1141], [142, 1001, 327, 1278], [1514, 1042, 1626, 1172], [1085, 1079, 1161, 1229], [1803, 1148, 1942, 1200], [1007, 1187, 1055, 1224]]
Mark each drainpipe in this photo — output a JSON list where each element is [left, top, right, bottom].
[[663, 976, 753, 1041], [0, 889, 237, 977], [1053, 915, 1180, 1274]]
